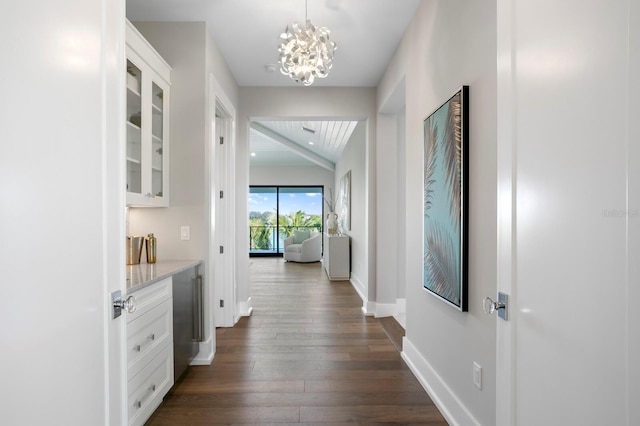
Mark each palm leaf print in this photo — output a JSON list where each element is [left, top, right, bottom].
[[424, 120, 438, 217], [443, 93, 462, 227], [424, 222, 460, 305]]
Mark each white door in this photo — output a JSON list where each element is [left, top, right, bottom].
[[496, 0, 638, 425], [0, 1, 126, 424]]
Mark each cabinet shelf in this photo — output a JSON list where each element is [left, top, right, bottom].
[[127, 85, 141, 97], [127, 121, 141, 131], [127, 157, 141, 165]]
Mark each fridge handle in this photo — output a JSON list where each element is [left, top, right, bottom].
[[194, 275, 204, 342]]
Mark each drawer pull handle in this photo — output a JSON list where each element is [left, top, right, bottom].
[[133, 384, 156, 409], [132, 334, 157, 352]]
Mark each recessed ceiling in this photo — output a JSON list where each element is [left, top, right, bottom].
[[126, 0, 421, 87]]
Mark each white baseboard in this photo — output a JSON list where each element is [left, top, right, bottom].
[[402, 337, 480, 426], [350, 273, 366, 300], [238, 297, 253, 317], [190, 336, 215, 365], [350, 274, 375, 316]]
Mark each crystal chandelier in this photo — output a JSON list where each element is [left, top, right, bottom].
[[278, 0, 337, 86]]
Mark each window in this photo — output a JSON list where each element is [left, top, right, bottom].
[[249, 186, 324, 256]]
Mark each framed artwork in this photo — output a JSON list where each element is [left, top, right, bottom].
[[423, 86, 469, 311], [339, 170, 351, 231]]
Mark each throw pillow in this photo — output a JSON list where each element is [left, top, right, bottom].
[[293, 230, 310, 244]]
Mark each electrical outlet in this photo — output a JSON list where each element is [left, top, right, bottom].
[[181, 226, 190, 241], [473, 362, 482, 390]]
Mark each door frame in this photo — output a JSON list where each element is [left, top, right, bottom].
[[210, 75, 238, 328], [107, 1, 128, 424], [496, 0, 516, 423]]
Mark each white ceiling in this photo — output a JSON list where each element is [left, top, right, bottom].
[[250, 120, 359, 169], [126, 0, 420, 165]]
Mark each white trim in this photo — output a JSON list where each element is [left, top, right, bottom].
[[350, 273, 366, 299], [402, 337, 481, 426], [496, 0, 516, 423], [107, 4, 127, 425], [209, 74, 237, 328], [190, 337, 215, 365], [349, 273, 374, 315], [238, 297, 253, 317]]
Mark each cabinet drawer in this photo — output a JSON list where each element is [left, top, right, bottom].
[[127, 344, 173, 426], [126, 277, 172, 322], [127, 298, 172, 379]]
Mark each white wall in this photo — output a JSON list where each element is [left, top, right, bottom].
[[129, 22, 208, 260], [377, 0, 497, 424], [375, 113, 399, 314], [377, 81, 408, 319], [237, 87, 377, 312], [127, 21, 239, 361], [496, 0, 639, 424], [335, 122, 367, 300], [396, 108, 407, 301]]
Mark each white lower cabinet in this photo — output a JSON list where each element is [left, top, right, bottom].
[[323, 234, 350, 280], [126, 278, 174, 426], [127, 345, 173, 426]]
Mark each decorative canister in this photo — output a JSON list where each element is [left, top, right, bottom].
[[126, 236, 144, 265], [146, 233, 157, 264]]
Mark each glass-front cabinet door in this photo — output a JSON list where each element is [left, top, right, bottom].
[[151, 82, 164, 199], [126, 60, 142, 196], [125, 21, 171, 207]]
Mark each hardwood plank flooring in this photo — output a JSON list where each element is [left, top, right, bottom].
[[146, 258, 448, 425]]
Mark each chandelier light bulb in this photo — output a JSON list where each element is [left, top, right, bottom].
[[277, 2, 336, 86]]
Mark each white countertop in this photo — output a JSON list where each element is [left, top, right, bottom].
[[126, 259, 202, 293]]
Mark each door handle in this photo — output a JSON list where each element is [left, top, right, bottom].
[[483, 292, 509, 321], [112, 290, 136, 318]]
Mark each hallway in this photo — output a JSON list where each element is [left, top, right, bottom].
[[146, 258, 448, 424]]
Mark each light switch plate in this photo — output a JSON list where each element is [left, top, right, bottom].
[[181, 226, 190, 241]]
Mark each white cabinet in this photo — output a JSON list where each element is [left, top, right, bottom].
[[126, 278, 174, 426], [323, 234, 350, 280], [126, 20, 171, 207]]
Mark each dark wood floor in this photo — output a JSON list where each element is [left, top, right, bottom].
[[146, 258, 448, 425]]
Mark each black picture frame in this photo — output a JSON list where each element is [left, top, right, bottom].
[[422, 86, 469, 311]]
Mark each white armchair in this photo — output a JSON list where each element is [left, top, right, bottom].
[[283, 230, 322, 263]]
